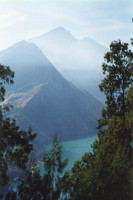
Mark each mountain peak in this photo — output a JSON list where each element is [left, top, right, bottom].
[[0, 40, 52, 70], [33, 27, 75, 43], [48, 26, 73, 37], [1, 40, 38, 54], [50, 26, 70, 34], [12, 40, 37, 49], [52, 26, 67, 31]]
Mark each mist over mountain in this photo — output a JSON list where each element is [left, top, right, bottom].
[[0, 41, 103, 143], [30, 27, 108, 103]]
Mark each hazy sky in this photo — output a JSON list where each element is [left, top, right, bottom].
[[0, 0, 132, 50]]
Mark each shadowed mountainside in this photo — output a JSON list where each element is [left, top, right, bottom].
[[30, 27, 107, 103], [0, 40, 103, 143]]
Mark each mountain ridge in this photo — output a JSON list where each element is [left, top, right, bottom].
[[29, 27, 107, 103], [0, 40, 103, 143]]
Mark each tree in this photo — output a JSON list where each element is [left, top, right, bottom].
[[62, 40, 133, 200], [0, 64, 14, 102], [8, 136, 68, 200], [0, 121, 36, 187], [97, 40, 133, 135], [0, 64, 36, 198], [97, 40, 133, 147], [62, 140, 131, 200]]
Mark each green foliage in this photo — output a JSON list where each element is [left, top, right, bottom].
[[63, 139, 131, 200], [97, 40, 133, 149], [0, 118, 36, 187], [61, 40, 133, 200], [126, 86, 133, 139], [0, 64, 36, 199], [44, 136, 68, 187], [0, 64, 14, 102], [8, 136, 68, 200], [13, 170, 43, 200], [98, 40, 133, 134]]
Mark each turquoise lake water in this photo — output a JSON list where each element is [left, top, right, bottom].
[[62, 136, 97, 170], [11, 136, 97, 192], [39, 136, 97, 173]]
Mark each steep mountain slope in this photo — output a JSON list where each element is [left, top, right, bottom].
[[0, 41, 103, 143], [30, 27, 108, 103]]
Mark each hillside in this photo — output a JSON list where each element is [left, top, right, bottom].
[[30, 27, 108, 103], [0, 41, 103, 143]]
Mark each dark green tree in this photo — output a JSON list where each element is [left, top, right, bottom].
[[63, 138, 131, 200], [0, 64, 14, 102], [0, 64, 36, 198], [62, 40, 133, 200], [8, 136, 68, 200], [43, 136, 68, 199], [98, 40, 133, 134]]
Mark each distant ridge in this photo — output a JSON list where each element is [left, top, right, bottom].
[[30, 27, 107, 103], [31, 27, 75, 42]]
